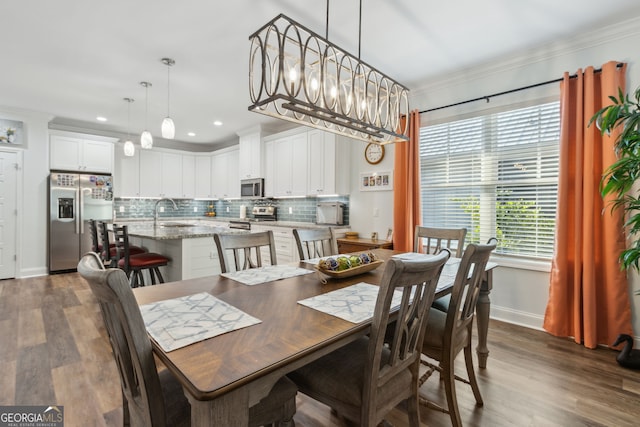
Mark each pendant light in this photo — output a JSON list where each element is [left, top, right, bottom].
[[123, 97, 135, 157], [140, 81, 153, 149], [161, 58, 176, 139]]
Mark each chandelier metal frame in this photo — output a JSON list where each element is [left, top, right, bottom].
[[248, 11, 409, 144]]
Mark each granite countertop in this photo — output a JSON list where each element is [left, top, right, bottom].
[[118, 217, 349, 240], [122, 221, 242, 240]]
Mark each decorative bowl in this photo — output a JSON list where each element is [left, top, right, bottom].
[[315, 259, 383, 279]]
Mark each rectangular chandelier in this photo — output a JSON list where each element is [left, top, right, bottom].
[[248, 14, 410, 145]]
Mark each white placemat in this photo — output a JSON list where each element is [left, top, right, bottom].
[[221, 265, 314, 286], [140, 292, 261, 352], [298, 282, 404, 324], [392, 252, 438, 261]]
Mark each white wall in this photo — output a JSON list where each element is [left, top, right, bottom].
[[373, 15, 640, 338], [0, 106, 51, 278]]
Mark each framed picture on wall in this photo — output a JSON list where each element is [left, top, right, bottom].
[[0, 118, 24, 145], [360, 171, 393, 191]]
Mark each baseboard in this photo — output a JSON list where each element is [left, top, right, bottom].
[[18, 267, 48, 278], [490, 305, 545, 331]]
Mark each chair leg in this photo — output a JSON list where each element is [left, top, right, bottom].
[[442, 360, 463, 427], [464, 344, 483, 406], [148, 268, 157, 285], [154, 267, 165, 284], [407, 382, 421, 427]]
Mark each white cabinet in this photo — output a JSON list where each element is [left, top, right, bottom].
[[273, 132, 308, 197], [211, 147, 240, 199], [139, 150, 163, 196], [238, 128, 263, 179], [114, 145, 140, 197], [194, 155, 212, 198], [263, 140, 274, 197], [307, 130, 351, 196], [161, 152, 183, 198], [138, 150, 184, 198], [181, 155, 196, 198], [252, 225, 296, 264], [50, 133, 114, 173], [264, 127, 351, 197]]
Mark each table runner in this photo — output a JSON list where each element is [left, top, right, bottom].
[[221, 265, 314, 286], [140, 292, 261, 352]]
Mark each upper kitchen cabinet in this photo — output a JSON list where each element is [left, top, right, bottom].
[[50, 131, 116, 173], [194, 155, 212, 198], [273, 132, 308, 197], [181, 154, 196, 199], [307, 130, 350, 196], [139, 150, 183, 198], [264, 127, 351, 197], [211, 146, 240, 199], [237, 126, 263, 179], [114, 144, 140, 197]]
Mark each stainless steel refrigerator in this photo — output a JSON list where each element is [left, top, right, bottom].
[[49, 171, 114, 272]]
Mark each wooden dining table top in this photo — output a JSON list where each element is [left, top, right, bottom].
[[132, 249, 449, 403]]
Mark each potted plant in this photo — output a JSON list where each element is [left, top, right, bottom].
[[590, 86, 640, 272]]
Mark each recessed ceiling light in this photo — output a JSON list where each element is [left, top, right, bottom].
[[187, 132, 196, 137], [213, 120, 223, 126], [96, 116, 107, 122]]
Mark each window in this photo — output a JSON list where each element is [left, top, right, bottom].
[[419, 101, 560, 259]]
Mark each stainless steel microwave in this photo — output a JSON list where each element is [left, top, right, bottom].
[[240, 178, 264, 198]]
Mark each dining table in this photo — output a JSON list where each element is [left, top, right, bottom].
[[132, 248, 496, 426]]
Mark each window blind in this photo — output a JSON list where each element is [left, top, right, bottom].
[[419, 101, 560, 259]]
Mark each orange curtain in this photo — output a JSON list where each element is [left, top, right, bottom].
[[393, 110, 421, 252], [543, 61, 633, 349]]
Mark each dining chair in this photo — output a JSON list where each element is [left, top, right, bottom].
[[112, 224, 170, 287], [414, 226, 467, 312], [214, 231, 277, 273], [288, 250, 450, 427], [292, 227, 338, 260], [77, 252, 298, 427], [414, 226, 467, 257], [418, 239, 497, 427], [99, 221, 145, 267]]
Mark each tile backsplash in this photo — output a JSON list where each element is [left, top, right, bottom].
[[114, 196, 349, 224]]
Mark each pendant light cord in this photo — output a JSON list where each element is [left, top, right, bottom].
[[325, 0, 329, 40], [166, 65, 171, 116], [358, 0, 362, 59]]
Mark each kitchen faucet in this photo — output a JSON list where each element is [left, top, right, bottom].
[[154, 198, 178, 228]]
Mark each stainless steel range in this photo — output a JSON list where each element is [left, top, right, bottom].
[[228, 206, 277, 231]]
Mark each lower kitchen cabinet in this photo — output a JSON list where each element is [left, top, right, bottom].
[[252, 224, 297, 263]]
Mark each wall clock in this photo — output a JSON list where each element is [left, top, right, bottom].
[[364, 143, 385, 165]]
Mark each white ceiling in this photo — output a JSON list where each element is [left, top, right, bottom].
[[3, 0, 640, 149]]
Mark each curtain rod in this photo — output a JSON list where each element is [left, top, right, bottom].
[[419, 62, 624, 114]]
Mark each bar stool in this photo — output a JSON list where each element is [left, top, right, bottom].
[[99, 221, 145, 267], [112, 224, 170, 287]]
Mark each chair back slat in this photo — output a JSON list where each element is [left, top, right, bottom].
[[112, 224, 132, 275], [77, 252, 167, 427], [214, 231, 277, 273], [293, 228, 338, 260], [414, 226, 467, 258]]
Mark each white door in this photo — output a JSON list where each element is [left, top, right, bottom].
[[0, 151, 17, 279]]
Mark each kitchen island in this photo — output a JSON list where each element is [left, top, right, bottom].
[[119, 218, 349, 282]]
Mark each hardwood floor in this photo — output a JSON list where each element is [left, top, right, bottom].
[[2, 272, 640, 426]]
